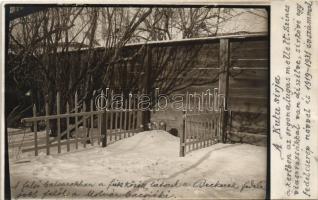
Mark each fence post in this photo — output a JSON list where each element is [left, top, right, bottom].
[[119, 110, 123, 140], [83, 101, 87, 148], [75, 92, 79, 149], [218, 38, 230, 143], [57, 92, 61, 153], [90, 99, 94, 145], [127, 99, 131, 137], [124, 100, 128, 138], [45, 102, 50, 155], [132, 100, 136, 135], [101, 90, 107, 147], [180, 110, 186, 157], [33, 104, 38, 156], [66, 102, 70, 152], [115, 109, 118, 141], [110, 110, 113, 141]]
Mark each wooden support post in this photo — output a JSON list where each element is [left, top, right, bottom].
[[83, 102, 87, 148], [119, 110, 123, 139], [195, 121, 199, 150], [127, 100, 131, 137], [45, 103, 50, 155], [179, 110, 186, 157], [207, 121, 210, 146], [101, 110, 107, 147], [90, 99, 94, 145], [75, 92, 79, 149], [199, 121, 202, 149], [115, 110, 118, 140], [203, 121, 206, 148], [33, 104, 38, 156], [57, 92, 61, 153], [101, 90, 107, 147], [66, 102, 70, 152], [124, 100, 128, 138], [132, 100, 136, 135], [190, 120, 193, 151], [218, 38, 230, 143], [110, 110, 113, 141]]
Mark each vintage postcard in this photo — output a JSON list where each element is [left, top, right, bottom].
[[0, 0, 316, 199]]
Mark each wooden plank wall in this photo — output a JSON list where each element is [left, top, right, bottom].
[[152, 36, 269, 138]]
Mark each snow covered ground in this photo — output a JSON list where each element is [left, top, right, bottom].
[[9, 130, 267, 199]]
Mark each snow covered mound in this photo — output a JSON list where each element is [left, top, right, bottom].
[[107, 130, 179, 156]]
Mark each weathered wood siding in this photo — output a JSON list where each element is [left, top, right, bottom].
[[152, 36, 268, 144]]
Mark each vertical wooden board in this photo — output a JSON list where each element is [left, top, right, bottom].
[[83, 102, 87, 148], [100, 90, 107, 147], [33, 105, 38, 156], [45, 103, 50, 155], [57, 92, 61, 153], [132, 100, 137, 134], [90, 100, 94, 145], [110, 111, 113, 142], [66, 102, 70, 152], [218, 111, 222, 141], [75, 92, 79, 149], [127, 110, 131, 137], [200, 121, 203, 148], [206, 119, 209, 146], [196, 121, 199, 149], [131, 110, 135, 135], [202, 120, 205, 147], [98, 111, 101, 145], [179, 111, 186, 157], [208, 119, 213, 146], [119, 111, 123, 140], [206, 120, 209, 146], [190, 120, 194, 151], [128, 99, 132, 136], [124, 100, 128, 138], [199, 121, 203, 149], [203, 121, 207, 148], [214, 113, 217, 138], [195, 121, 199, 150], [187, 118, 191, 151], [197, 121, 201, 149], [115, 111, 118, 141], [105, 110, 108, 146]]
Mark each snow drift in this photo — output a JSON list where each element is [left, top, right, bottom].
[[10, 130, 267, 199]]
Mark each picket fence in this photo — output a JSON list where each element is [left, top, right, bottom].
[[21, 92, 142, 156], [179, 98, 232, 157]]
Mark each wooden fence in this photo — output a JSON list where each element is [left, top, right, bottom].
[[179, 110, 222, 157], [21, 92, 142, 156]]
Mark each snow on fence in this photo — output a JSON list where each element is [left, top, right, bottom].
[[20, 92, 142, 156]]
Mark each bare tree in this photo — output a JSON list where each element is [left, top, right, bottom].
[[8, 7, 153, 134]]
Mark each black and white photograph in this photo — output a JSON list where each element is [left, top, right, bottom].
[[4, 4, 269, 199]]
